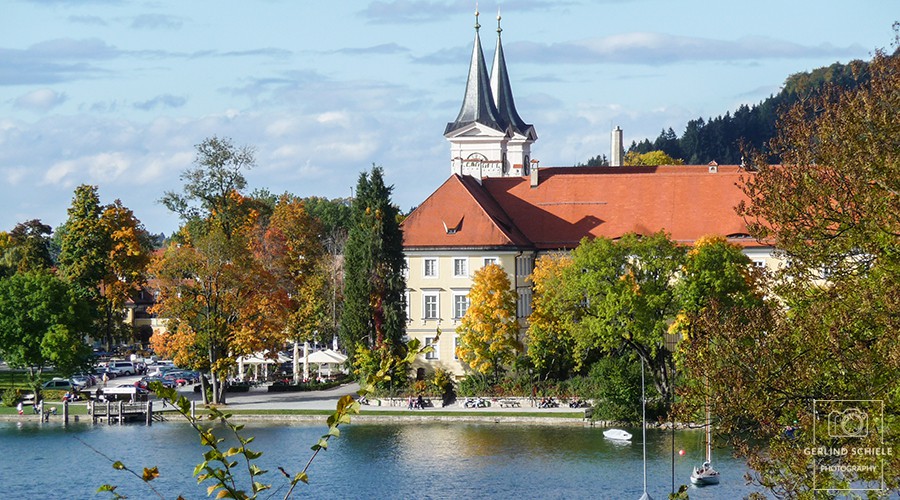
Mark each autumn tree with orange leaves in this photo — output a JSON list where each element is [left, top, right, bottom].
[[152, 137, 268, 404]]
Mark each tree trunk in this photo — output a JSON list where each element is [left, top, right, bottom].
[[200, 375, 210, 404]]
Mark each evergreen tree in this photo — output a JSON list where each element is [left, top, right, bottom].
[[339, 166, 406, 358]]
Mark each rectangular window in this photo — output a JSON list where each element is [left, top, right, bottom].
[[423, 293, 439, 320], [753, 260, 766, 268], [424, 258, 438, 278], [483, 257, 497, 268], [453, 258, 468, 277], [515, 255, 534, 277], [517, 290, 533, 318], [425, 336, 439, 360], [404, 290, 411, 320], [454, 336, 460, 360], [453, 294, 470, 319]]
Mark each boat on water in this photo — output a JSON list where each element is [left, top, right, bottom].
[[690, 460, 720, 486], [603, 428, 632, 441], [690, 389, 720, 486]]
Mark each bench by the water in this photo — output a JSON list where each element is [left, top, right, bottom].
[[498, 399, 521, 408]]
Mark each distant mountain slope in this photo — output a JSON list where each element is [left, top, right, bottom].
[[622, 58, 873, 165]]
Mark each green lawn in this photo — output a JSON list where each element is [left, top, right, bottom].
[[205, 408, 584, 419], [0, 370, 62, 390]]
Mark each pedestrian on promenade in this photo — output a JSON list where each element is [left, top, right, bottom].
[[16, 401, 23, 415]]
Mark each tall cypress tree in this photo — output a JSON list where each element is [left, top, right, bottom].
[[339, 166, 406, 358]]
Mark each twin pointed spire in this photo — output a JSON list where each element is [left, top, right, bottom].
[[445, 8, 532, 137]]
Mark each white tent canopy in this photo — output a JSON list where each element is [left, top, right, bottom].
[[237, 350, 290, 380], [306, 349, 348, 379], [307, 349, 346, 364]]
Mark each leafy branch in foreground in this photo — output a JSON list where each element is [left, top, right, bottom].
[[98, 338, 430, 499]]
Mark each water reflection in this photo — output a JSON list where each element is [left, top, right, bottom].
[[1, 421, 758, 499]]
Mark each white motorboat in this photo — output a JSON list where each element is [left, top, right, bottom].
[[603, 428, 632, 441]]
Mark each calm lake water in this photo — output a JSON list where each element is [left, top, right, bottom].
[[1, 419, 759, 499]]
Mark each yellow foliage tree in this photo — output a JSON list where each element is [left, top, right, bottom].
[[526, 253, 577, 378], [456, 264, 520, 382], [623, 150, 684, 166]]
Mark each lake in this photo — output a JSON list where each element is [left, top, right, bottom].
[[1, 419, 759, 499]]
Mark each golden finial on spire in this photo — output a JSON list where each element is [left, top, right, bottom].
[[474, 4, 480, 31], [497, 7, 502, 35]]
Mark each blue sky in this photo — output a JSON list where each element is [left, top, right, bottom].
[[1, 0, 895, 235]]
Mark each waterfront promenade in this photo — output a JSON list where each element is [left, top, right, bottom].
[[1, 375, 587, 424]]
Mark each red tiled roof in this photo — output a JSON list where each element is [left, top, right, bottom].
[[402, 165, 763, 250], [402, 174, 532, 249]]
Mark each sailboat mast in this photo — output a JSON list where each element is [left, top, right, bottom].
[[704, 373, 712, 463]]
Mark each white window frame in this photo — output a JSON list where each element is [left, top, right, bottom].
[[425, 336, 439, 360], [404, 290, 411, 321], [453, 257, 468, 277], [452, 292, 470, 320], [423, 291, 439, 320], [482, 257, 498, 268], [423, 258, 438, 278], [453, 335, 460, 360]]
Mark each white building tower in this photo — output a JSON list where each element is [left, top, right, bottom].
[[444, 10, 536, 179]]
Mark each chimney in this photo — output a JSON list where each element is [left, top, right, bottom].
[[611, 126, 624, 167], [530, 160, 539, 187]]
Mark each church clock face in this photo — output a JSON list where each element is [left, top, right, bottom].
[[463, 152, 487, 176], [466, 152, 487, 164]]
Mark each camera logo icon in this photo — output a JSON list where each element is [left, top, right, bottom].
[[827, 408, 868, 438]]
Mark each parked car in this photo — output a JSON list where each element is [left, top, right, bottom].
[[93, 366, 122, 380], [108, 361, 137, 376], [43, 378, 79, 390], [71, 374, 94, 388], [168, 370, 199, 384], [135, 376, 175, 390], [163, 372, 190, 387]]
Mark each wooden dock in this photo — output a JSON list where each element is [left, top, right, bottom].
[[89, 400, 170, 424]]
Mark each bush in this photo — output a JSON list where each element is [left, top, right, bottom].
[[457, 375, 487, 397], [2, 388, 21, 407], [583, 356, 664, 423]]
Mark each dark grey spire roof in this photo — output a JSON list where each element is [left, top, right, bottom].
[[445, 14, 504, 135], [490, 14, 532, 137]]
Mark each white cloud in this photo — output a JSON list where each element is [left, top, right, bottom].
[[2, 167, 28, 186], [14, 89, 67, 111], [43, 152, 130, 187]]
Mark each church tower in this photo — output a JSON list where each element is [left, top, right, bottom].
[[445, 10, 536, 179]]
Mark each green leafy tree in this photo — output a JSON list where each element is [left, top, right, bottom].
[[0, 219, 53, 277], [563, 232, 685, 402], [339, 166, 406, 358], [160, 136, 256, 241], [0, 271, 93, 394], [57, 186, 153, 350], [456, 264, 520, 383]]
